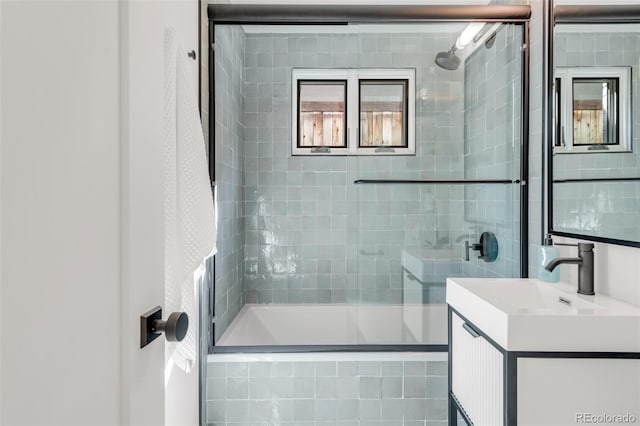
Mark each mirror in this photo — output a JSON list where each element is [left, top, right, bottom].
[[551, 21, 640, 245]]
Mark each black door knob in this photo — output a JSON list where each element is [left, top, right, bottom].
[[153, 312, 189, 342], [140, 306, 190, 348]]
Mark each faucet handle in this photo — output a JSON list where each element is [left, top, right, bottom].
[[577, 242, 595, 252]]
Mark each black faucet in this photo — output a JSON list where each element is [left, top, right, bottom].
[[544, 242, 595, 295]]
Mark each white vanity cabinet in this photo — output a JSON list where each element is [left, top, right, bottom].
[[447, 278, 640, 426], [450, 312, 504, 426]]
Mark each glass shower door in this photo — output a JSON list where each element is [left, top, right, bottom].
[[352, 22, 525, 346]]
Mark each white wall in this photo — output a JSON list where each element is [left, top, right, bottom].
[[1, 1, 200, 425], [0, 2, 120, 425]]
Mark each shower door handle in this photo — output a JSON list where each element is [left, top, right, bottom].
[[140, 306, 189, 348]]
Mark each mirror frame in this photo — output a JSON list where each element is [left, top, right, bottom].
[[546, 3, 640, 248]]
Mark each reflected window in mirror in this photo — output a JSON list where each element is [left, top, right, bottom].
[[554, 67, 631, 154], [572, 78, 618, 146]]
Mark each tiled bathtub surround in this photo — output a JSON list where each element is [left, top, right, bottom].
[[552, 29, 640, 242], [214, 26, 247, 341], [240, 27, 525, 307], [212, 23, 527, 342], [242, 29, 467, 306], [206, 354, 448, 426]]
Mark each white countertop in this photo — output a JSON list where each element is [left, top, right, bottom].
[[446, 277, 640, 352]]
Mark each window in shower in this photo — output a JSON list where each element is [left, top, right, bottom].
[[292, 68, 415, 155], [359, 79, 409, 150], [297, 80, 347, 149]]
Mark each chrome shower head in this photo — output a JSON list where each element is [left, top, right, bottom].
[[434, 47, 460, 71]]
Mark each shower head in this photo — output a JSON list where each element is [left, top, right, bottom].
[[434, 47, 460, 71]]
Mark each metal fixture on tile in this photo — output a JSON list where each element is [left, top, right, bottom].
[[435, 22, 484, 70], [545, 242, 595, 295], [435, 46, 461, 71], [484, 32, 497, 49], [436, 22, 500, 69], [463, 232, 499, 262]]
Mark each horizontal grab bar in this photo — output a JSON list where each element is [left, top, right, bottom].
[[553, 177, 640, 184], [354, 179, 520, 185]]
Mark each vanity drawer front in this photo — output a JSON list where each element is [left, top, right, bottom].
[[451, 312, 504, 426]]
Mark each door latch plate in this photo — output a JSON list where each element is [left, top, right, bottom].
[[140, 306, 163, 349]]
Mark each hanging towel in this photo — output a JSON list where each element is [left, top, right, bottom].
[[164, 28, 217, 373]]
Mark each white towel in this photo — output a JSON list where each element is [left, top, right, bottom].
[[164, 28, 217, 373]]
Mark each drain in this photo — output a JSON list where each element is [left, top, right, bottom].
[[558, 296, 572, 306]]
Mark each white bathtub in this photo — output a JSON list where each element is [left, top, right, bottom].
[[216, 303, 448, 347]]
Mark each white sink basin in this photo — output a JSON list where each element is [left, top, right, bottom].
[[446, 278, 640, 352]]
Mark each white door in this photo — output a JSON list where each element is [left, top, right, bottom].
[[1, 1, 200, 425], [120, 1, 201, 425]]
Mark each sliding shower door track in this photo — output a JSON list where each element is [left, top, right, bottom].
[[212, 344, 448, 354]]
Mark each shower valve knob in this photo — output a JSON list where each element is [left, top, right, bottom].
[[463, 232, 499, 263], [140, 306, 189, 348]]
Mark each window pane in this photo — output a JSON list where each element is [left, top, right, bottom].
[[298, 81, 346, 148], [572, 78, 619, 146], [359, 80, 407, 148]]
